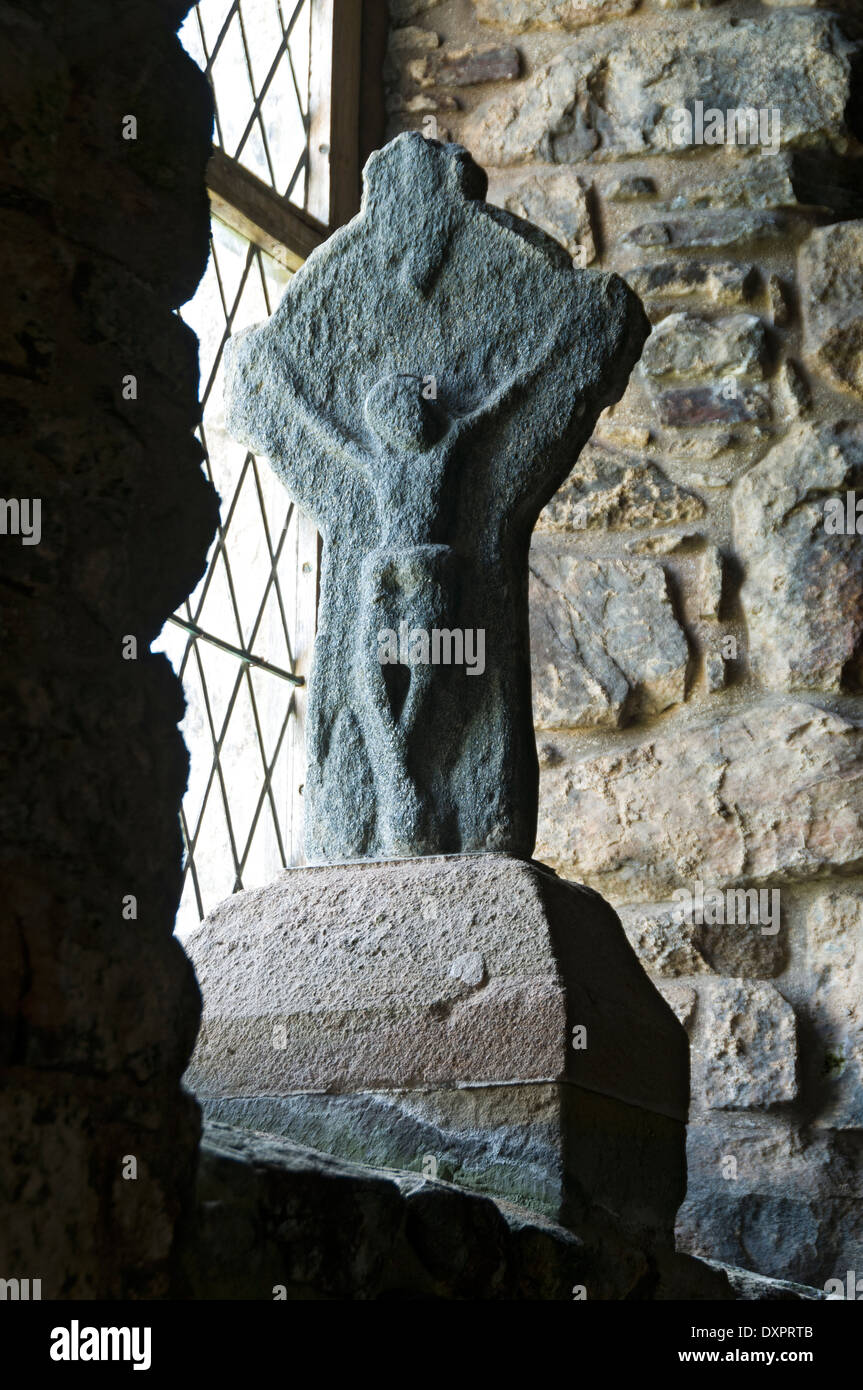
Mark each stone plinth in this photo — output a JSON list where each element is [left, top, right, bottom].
[[184, 855, 688, 1246]]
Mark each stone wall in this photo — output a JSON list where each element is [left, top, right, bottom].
[[178, 1120, 823, 1300], [385, 0, 863, 1286], [0, 0, 216, 1296]]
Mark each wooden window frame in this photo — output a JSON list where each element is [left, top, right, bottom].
[[206, 0, 376, 271]]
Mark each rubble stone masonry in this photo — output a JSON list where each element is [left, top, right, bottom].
[[386, 0, 863, 1287]]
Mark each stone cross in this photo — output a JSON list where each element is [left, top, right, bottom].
[[225, 132, 648, 863]]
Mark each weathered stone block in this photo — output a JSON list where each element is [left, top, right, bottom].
[[778, 358, 812, 418], [799, 220, 863, 401], [700, 981, 798, 1111], [703, 649, 727, 692], [698, 545, 723, 619], [488, 169, 596, 263], [620, 904, 711, 978], [625, 260, 758, 308], [179, 1120, 822, 1299], [733, 422, 863, 692], [537, 700, 863, 900], [536, 440, 704, 531], [530, 546, 689, 728], [409, 45, 520, 88], [805, 890, 863, 1129], [653, 382, 771, 427], [465, 13, 857, 164], [185, 855, 688, 1244], [641, 312, 768, 381], [659, 154, 802, 213], [677, 1116, 863, 1287], [768, 274, 793, 327], [618, 902, 786, 979], [622, 210, 789, 251]]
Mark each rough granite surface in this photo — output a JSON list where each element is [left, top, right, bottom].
[[224, 132, 648, 863], [177, 1120, 826, 1300], [185, 854, 688, 1242]]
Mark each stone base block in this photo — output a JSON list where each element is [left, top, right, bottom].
[[184, 854, 688, 1246]]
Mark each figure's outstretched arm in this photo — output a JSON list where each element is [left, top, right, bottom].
[[455, 269, 649, 527], [224, 325, 372, 532]]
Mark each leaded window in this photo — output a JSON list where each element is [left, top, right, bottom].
[[156, 0, 362, 936]]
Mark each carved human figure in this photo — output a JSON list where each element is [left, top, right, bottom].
[[225, 132, 648, 862]]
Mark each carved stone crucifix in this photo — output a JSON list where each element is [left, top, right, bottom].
[[225, 132, 648, 863]]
